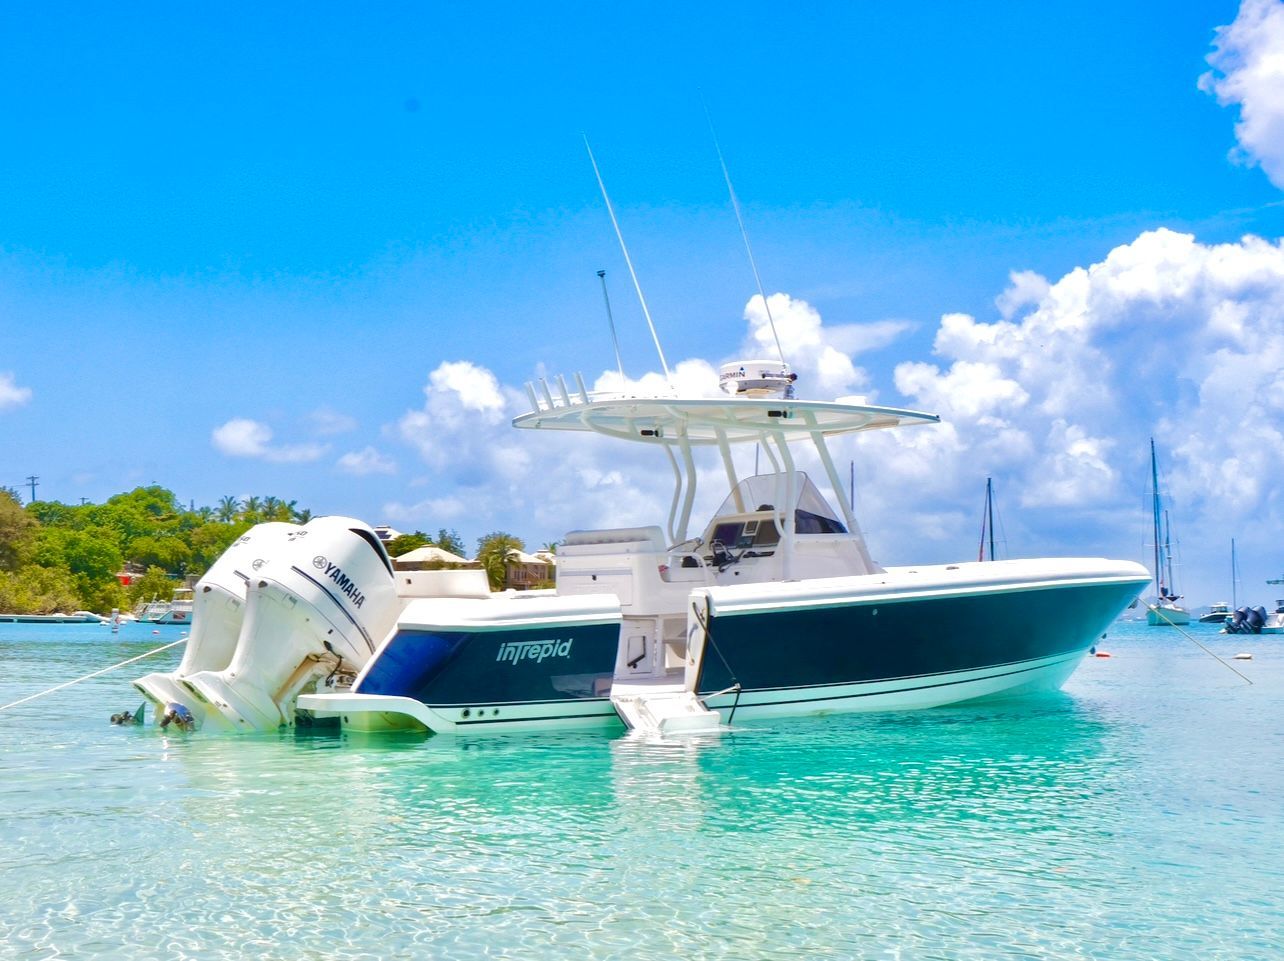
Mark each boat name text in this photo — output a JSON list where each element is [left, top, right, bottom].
[[496, 638, 573, 664]]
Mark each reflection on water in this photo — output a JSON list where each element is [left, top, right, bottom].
[[0, 622, 1282, 960]]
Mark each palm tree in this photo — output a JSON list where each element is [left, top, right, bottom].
[[242, 496, 263, 521], [295, 508, 313, 523], [262, 496, 282, 521], [276, 500, 298, 522], [216, 496, 241, 523]]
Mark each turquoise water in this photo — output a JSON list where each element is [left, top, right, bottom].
[[1, 620, 1280, 961]]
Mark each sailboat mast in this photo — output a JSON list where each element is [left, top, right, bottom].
[[987, 478, 996, 562], [978, 476, 995, 562], [1150, 438, 1164, 598], [1163, 508, 1175, 598]]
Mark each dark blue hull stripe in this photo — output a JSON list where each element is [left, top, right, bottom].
[[290, 566, 374, 652]]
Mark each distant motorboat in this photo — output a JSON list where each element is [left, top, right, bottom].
[[135, 588, 195, 625], [1228, 573, 1284, 634], [0, 611, 106, 624], [1198, 602, 1232, 624], [1145, 439, 1190, 627]]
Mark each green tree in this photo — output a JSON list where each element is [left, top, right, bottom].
[[215, 496, 241, 523], [127, 535, 192, 575], [386, 532, 430, 558], [74, 572, 128, 614], [0, 565, 81, 614], [108, 486, 180, 519], [30, 527, 122, 582], [188, 521, 250, 571], [127, 566, 179, 607], [435, 529, 467, 558], [475, 531, 524, 590], [0, 488, 36, 571]]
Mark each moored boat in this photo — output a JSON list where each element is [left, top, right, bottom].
[[1198, 602, 1232, 624], [294, 367, 1149, 736], [1145, 439, 1190, 627]]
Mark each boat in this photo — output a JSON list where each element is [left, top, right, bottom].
[[1227, 574, 1284, 634], [1265, 578, 1284, 633], [294, 355, 1152, 736], [128, 362, 1149, 736], [0, 611, 106, 624], [1145, 439, 1190, 627], [1198, 602, 1232, 624], [135, 588, 196, 624]]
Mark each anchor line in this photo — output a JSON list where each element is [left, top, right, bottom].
[[0, 637, 189, 712], [692, 600, 742, 724], [1149, 605, 1253, 685]]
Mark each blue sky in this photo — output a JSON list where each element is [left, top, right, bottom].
[[3, 1, 1284, 606]]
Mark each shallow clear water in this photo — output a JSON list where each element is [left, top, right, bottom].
[[1, 620, 1280, 960]]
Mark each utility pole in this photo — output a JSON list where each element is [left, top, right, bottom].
[[25, 475, 38, 503]]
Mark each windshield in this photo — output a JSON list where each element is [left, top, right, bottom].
[[710, 472, 846, 533]]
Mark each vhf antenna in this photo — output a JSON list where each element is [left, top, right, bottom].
[[584, 137, 672, 384], [596, 269, 626, 379], [706, 107, 787, 367]]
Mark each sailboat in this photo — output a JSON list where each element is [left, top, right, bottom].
[[1198, 538, 1237, 624], [1146, 438, 1190, 626]]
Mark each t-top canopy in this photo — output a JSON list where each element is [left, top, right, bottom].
[[513, 389, 939, 445]]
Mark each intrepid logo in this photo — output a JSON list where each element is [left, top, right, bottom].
[[496, 638, 573, 664], [312, 555, 366, 609]]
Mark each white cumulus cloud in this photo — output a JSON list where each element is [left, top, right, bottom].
[[308, 408, 359, 436], [211, 417, 329, 463], [336, 446, 397, 476], [1201, 0, 1284, 188], [0, 372, 32, 410], [868, 228, 1284, 574]]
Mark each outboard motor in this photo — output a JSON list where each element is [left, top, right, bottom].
[[1250, 606, 1267, 632], [1225, 606, 1265, 635], [181, 517, 400, 731], [133, 522, 300, 726]]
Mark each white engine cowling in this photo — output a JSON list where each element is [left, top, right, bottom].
[[133, 521, 301, 724], [181, 516, 401, 731]]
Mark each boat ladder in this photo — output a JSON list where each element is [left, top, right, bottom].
[[609, 680, 722, 736]]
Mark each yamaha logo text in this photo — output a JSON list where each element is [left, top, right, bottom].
[[496, 638, 573, 664], [312, 555, 366, 609]]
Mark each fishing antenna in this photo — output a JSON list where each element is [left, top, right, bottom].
[[584, 137, 672, 383], [705, 107, 787, 367], [596, 269, 626, 379]]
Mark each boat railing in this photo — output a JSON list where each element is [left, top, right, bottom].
[[660, 549, 712, 584], [523, 374, 670, 415]]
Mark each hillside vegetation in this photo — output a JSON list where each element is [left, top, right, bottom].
[[0, 486, 533, 613], [0, 486, 306, 615]]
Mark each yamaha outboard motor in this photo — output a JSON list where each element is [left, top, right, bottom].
[[1225, 605, 1265, 635], [133, 522, 301, 726], [181, 516, 400, 731], [1250, 606, 1267, 632]]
